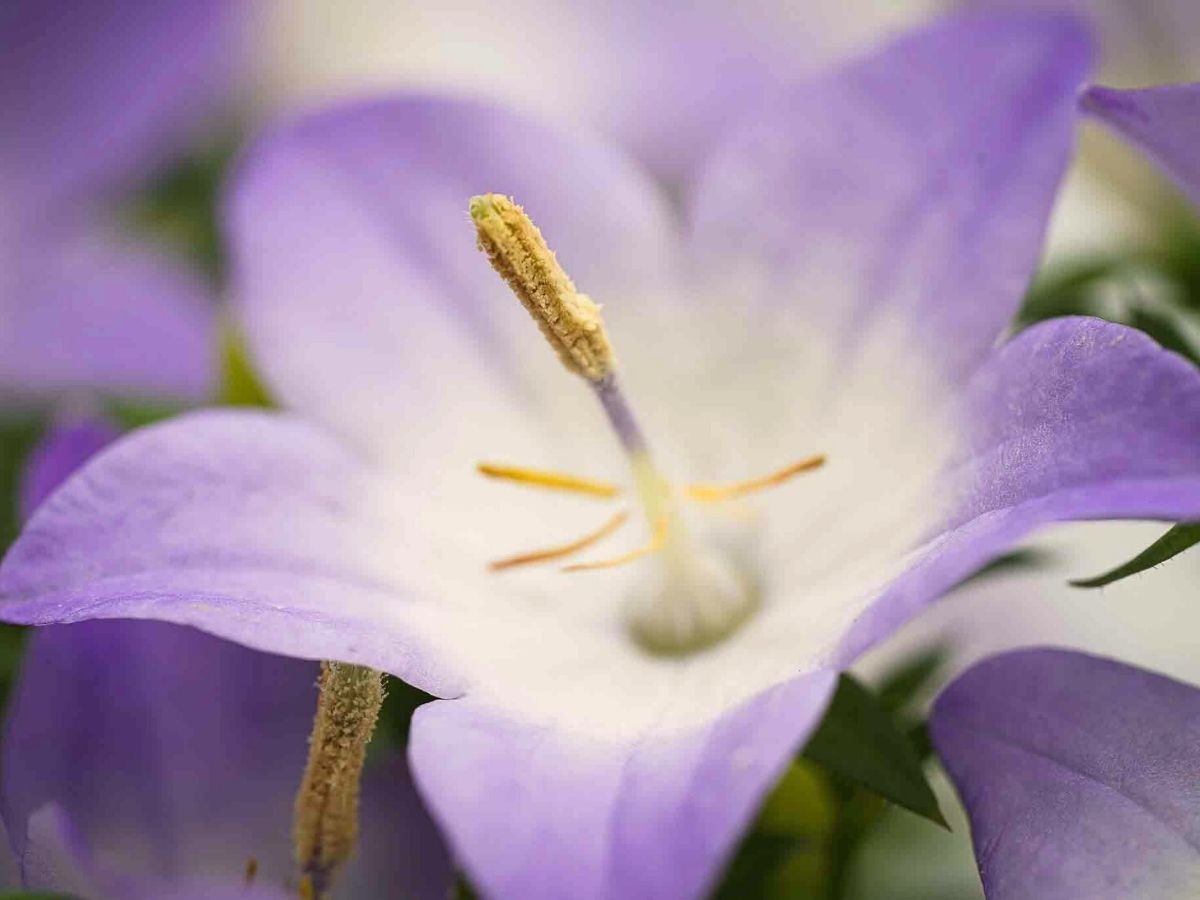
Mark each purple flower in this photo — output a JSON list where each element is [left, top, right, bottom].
[[0, 619, 452, 899], [0, 0, 248, 404], [3, 12, 1200, 899], [255, 0, 927, 190], [930, 648, 1200, 898]]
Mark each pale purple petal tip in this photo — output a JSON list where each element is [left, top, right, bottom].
[[931, 648, 1200, 899], [1083, 83, 1200, 208], [410, 672, 837, 900]]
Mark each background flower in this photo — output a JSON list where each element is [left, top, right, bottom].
[[930, 648, 1200, 899]]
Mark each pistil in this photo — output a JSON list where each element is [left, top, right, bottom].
[[470, 193, 763, 655]]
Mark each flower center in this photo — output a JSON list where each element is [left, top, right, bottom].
[[469, 194, 825, 656]]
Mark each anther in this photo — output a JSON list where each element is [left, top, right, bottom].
[[470, 194, 613, 381], [564, 516, 669, 572], [477, 462, 620, 499], [685, 454, 826, 502], [489, 510, 629, 571]]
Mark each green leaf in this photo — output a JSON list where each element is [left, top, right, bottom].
[[219, 322, 275, 408], [873, 646, 948, 717], [0, 893, 81, 899], [1070, 522, 1200, 588], [801, 674, 947, 829]]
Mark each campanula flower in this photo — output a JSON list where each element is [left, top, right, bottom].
[[4, 12, 1200, 899]]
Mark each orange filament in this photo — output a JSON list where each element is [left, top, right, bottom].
[[489, 510, 629, 572], [477, 462, 620, 499], [684, 454, 826, 502], [564, 516, 669, 572]]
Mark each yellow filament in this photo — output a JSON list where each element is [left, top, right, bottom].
[[477, 462, 620, 499], [685, 454, 826, 502], [489, 511, 629, 572], [564, 516, 669, 572]]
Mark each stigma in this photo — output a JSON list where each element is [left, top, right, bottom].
[[470, 194, 823, 656]]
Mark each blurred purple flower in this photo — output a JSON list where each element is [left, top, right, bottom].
[[0, 0, 249, 404], [0, 620, 452, 899], [931, 648, 1200, 898], [256, 0, 940, 191], [2, 12, 1200, 899]]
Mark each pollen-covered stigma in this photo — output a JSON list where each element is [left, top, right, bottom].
[[469, 193, 826, 657]]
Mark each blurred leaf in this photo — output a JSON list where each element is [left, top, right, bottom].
[[219, 322, 274, 408], [714, 832, 816, 900], [873, 646, 948, 718], [716, 761, 834, 900], [375, 675, 434, 750], [0, 895, 79, 899], [756, 761, 836, 838], [452, 874, 479, 900], [1070, 523, 1200, 589], [1126, 306, 1200, 364], [1017, 257, 1120, 326], [952, 547, 1054, 591], [802, 675, 947, 830], [0, 414, 45, 550], [120, 129, 241, 282], [102, 398, 184, 431]]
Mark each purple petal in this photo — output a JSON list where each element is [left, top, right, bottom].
[[690, 12, 1092, 380], [0, 0, 247, 217], [0, 409, 464, 697], [0, 237, 217, 402], [409, 671, 837, 900], [930, 648, 1200, 899], [18, 414, 120, 520], [2, 619, 451, 898], [952, 316, 1200, 530], [225, 94, 676, 461], [1083, 83, 1200, 207], [837, 316, 1200, 664]]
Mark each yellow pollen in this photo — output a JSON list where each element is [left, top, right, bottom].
[[489, 510, 629, 572], [298, 876, 315, 900], [470, 193, 614, 381], [476, 462, 620, 499], [684, 454, 827, 502], [563, 516, 670, 572]]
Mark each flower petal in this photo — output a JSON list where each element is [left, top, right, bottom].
[[953, 317, 1200, 529], [1082, 83, 1200, 206], [18, 415, 120, 520], [226, 94, 677, 465], [930, 648, 1200, 899], [0, 409, 466, 697], [0, 237, 217, 402], [689, 11, 1092, 379], [837, 316, 1200, 663], [2, 619, 451, 898], [0, 0, 247, 216], [409, 671, 836, 900]]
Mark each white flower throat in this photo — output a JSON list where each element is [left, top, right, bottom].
[[469, 194, 826, 657]]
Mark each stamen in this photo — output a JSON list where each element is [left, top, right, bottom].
[[564, 516, 669, 572], [470, 193, 613, 381], [685, 454, 827, 502], [244, 858, 258, 886], [477, 462, 620, 499], [489, 511, 629, 572]]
